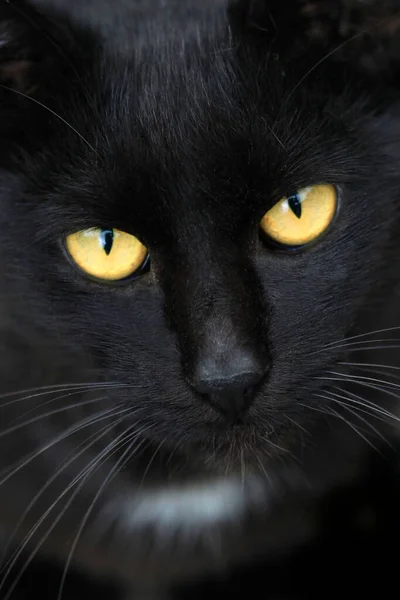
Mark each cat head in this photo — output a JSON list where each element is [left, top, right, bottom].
[[1, 0, 400, 584]]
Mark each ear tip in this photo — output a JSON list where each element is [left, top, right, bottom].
[[0, 2, 52, 96], [227, 0, 400, 80]]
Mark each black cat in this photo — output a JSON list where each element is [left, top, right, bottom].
[[1, 0, 400, 598]]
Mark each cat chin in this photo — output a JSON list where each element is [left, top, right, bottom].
[[84, 474, 280, 584], [74, 471, 318, 587], [109, 475, 264, 532]]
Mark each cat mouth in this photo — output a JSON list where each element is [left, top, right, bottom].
[[117, 417, 292, 485]]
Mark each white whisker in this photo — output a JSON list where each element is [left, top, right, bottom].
[[316, 393, 392, 449], [0, 403, 128, 488], [327, 371, 400, 390], [1, 419, 149, 599], [273, 16, 391, 133], [56, 424, 155, 600], [0, 396, 111, 442], [8, 385, 126, 424], [0, 381, 123, 403], [315, 375, 400, 402], [339, 361, 400, 372], [329, 388, 398, 421], [0, 84, 98, 155], [0, 407, 147, 564], [321, 326, 400, 350], [304, 401, 380, 453], [138, 434, 169, 490]]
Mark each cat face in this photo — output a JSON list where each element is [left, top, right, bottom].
[[1, 0, 400, 588]]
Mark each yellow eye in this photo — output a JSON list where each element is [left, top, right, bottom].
[[260, 184, 337, 247], [65, 228, 148, 281]]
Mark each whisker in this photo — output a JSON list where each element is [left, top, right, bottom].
[[165, 435, 187, 467], [0, 83, 98, 155], [327, 371, 400, 390], [284, 414, 311, 436], [312, 342, 400, 355], [315, 375, 400, 402], [316, 392, 392, 448], [263, 116, 287, 151], [332, 338, 400, 347], [302, 401, 380, 453], [345, 345, 400, 352], [56, 425, 155, 600], [328, 400, 386, 453], [321, 325, 400, 350], [339, 360, 400, 371], [138, 434, 169, 490], [337, 363, 400, 384], [0, 396, 112, 442], [328, 388, 399, 422], [0, 407, 146, 564], [0, 381, 123, 403], [0, 403, 129, 489], [261, 436, 292, 455], [298, 402, 335, 419], [252, 448, 273, 488], [332, 386, 400, 425], [1, 419, 147, 599], [4, 0, 98, 110], [273, 16, 393, 132], [10, 384, 128, 424], [350, 379, 400, 402], [240, 447, 246, 492]]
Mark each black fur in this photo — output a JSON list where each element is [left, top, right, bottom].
[[1, 0, 400, 598]]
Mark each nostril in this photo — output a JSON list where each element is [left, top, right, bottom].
[[190, 360, 269, 421], [193, 370, 264, 397], [185, 340, 271, 420]]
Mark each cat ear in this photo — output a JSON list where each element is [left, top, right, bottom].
[[0, 2, 44, 94], [229, 0, 400, 76], [0, 0, 73, 96]]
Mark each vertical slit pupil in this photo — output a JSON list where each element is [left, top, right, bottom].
[[101, 229, 114, 255], [288, 194, 302, 219]]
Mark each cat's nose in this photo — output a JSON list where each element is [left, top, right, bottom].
[[191, 349, 268, 422]]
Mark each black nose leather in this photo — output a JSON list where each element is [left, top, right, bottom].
[[191, 349, 267, 421]]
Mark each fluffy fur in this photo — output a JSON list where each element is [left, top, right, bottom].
[[1, 0, 400, 598]]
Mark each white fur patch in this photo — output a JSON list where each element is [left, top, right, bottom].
[[113, 476, 265, 533]]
